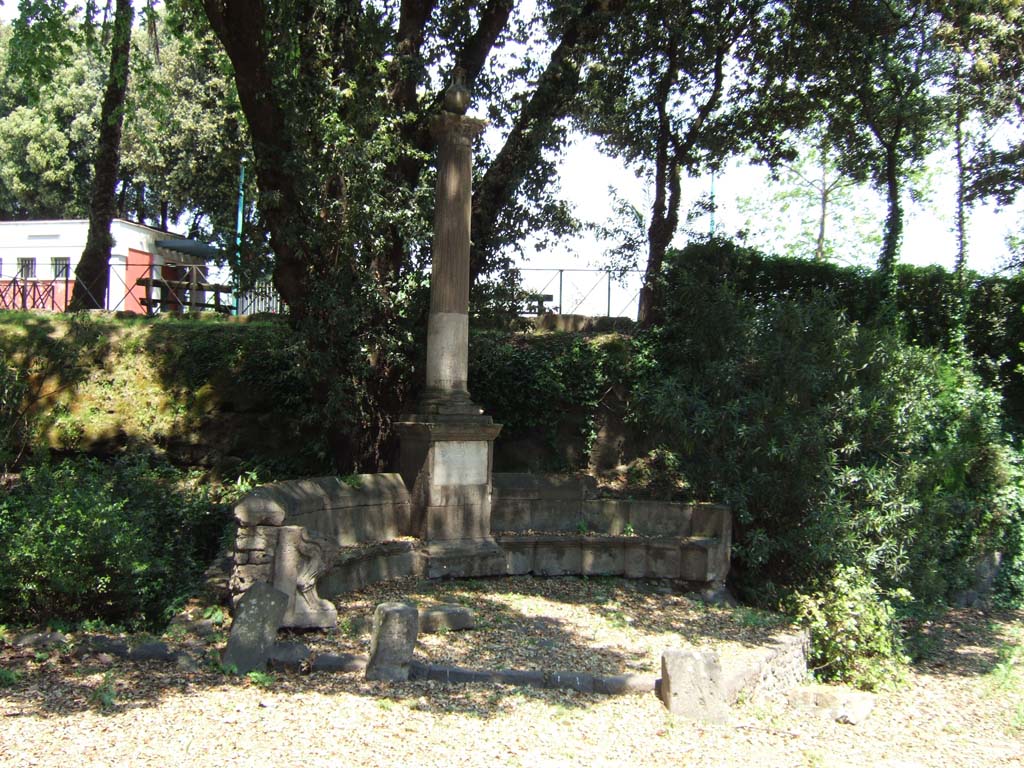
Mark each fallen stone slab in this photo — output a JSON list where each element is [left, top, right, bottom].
[[660, 648, 729, 722], [267, 642, 311, 673], [418, 604, 476, 633], [174, 652, 202, 673], [311, 653, 368, 674], [222, 581, 289, 675], [365, 601, 418, 682], [128, 641, 174, 662], [72, 635, 129, 659], [14, 631, 67, 650], [788, 684, 877, 725]]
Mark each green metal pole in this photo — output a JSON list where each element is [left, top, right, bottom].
[[234, 156, 246, 315]]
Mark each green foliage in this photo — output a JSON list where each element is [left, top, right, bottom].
[[88, 671, 117, 711], [0, 668, 19, 687], [624, 448, 687, 500], [0, 349, 27, 468], [0, 453, 230, 628], [630, 239, 1024, 682], [792, 567, 908, 689], [246, 670, 275, 689], [469, 331, 633, 468]]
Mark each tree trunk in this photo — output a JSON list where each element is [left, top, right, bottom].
[[878, 143, 902, 300], [69, 0, 133, 311], [202, 0, 309, 314], [815, 165, 827, 262]]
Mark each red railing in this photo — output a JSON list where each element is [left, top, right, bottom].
[[0, 263, 281, 316]]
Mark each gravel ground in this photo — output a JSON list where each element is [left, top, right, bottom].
[[1, 577, 1022, 768]]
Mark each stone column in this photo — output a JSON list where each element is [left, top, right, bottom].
[[395, 81, 504, 578], [421, 112, 486, 414]]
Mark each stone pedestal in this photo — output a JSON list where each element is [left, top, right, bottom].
[[395, 418, 505, 577]]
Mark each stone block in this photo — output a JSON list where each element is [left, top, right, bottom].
[[419, 604, 475, 633], [594, 674, 657, 695], [229, 563, 273, 595], [582, 499, 628, 535], [646, 541, 681, 578], [128, 641, 174, 662], [311, 653, 368, 674], [531, 498, 581, 531], [319, 558, 366, 596], [498, 537, 535, 575], [679, 541, 710, 581], [14, 631, 67, 650], [534, 538, 582, 576], [235, 526, 279, 552], [660, 648, 729, 722], [426, 483, 489, 511], [535, 474, 590, 500], [365, 602, 419, 682], [234, 487, 289, 526], [72, 635, 128, 659], [490, 498, 534, 533], [426, 540, 507, 578], [424, 503, 491, 541], [788, 685, 876, 725], [291, 503, 407, 547], [691, 504, 730, 538], [581, 540, 624, 576], [234, 474, 411, 528], [267, 641, 311, 672], [491, 473, 539, 501], [222, 581, 289, 675], [624, 541, 648, 578], [629, 501, 688, 536]]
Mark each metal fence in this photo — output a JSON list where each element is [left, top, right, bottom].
[[0, 262, 641, 320], [517, 268, 644, 319], [0, 262, 283, 317]]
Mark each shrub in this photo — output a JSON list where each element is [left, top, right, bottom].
[[0, 349, 26, 468], [792, 567, 908, 689], [0, 453, 229, 628], [630, 240, 1024, 681]]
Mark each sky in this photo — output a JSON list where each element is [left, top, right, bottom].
[[517, 132, 1024, 318]]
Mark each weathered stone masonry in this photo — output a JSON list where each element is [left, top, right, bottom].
[[229, 471, 732, 628]]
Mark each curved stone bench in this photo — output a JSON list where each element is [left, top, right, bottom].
[[231, 471, 732, 628], [231, 474, 413, 627]]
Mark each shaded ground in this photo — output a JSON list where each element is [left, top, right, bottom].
[[0, 578, 1021, 768]]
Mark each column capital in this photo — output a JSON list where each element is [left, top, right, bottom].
[[431, 113, 487, 146]]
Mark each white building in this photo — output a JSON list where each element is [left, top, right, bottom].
[[0, 219, 223, 313]]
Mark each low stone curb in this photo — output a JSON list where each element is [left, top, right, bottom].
[[404, 660, 657, 696]]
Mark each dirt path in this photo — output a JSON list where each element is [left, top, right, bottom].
[[1, 583, 1021, 768]]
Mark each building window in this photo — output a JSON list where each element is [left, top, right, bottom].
[[17, 258, 36, 279], [52, 257, 71, 279]]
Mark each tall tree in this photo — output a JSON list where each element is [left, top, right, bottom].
[[738, 132, 881, 264], [70, 0, 133, 310], [575, 0, 789, 325], [792, 0, 948, 298]]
